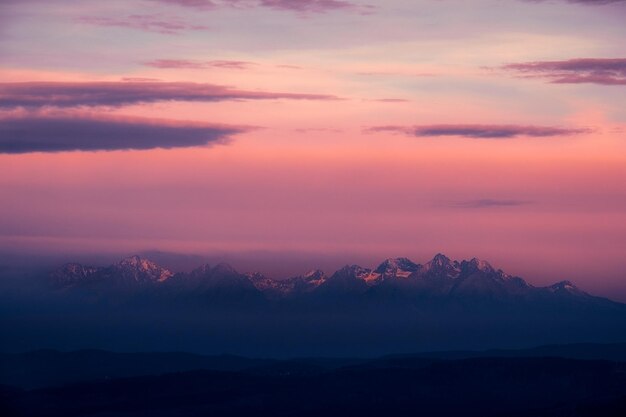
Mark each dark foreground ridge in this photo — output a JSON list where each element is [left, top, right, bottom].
[[2, 344, 626, 417], [2, 343, 626, 390]]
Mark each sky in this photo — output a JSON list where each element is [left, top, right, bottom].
[[0, 0, 625, 298]]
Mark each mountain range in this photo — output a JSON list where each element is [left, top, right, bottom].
[[2, 253, 624, 357], [50, 253, 614, 306]]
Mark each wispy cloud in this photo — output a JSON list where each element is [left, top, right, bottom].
[[366, 124, 590, 139], [0, 81, 340, 109], [252, 0, 360, 13], [0, 113, 249, 154], [155, 0, 367, 14], [156, 0, 217, 9], [120, 77, 162, 82], [294, 127, 343, 133], [501, 58, 626, 85], [75, 14, 210, 35], [143, 59, 257, 70], [367, 98, 411, 103]]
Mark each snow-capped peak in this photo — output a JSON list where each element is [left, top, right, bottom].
[[116, 256, 173, 282], [375, 257, 420, 274], [366, 257, 420, 283], [334, 264, 371, 280], [422, 254, 461, 279], [118, 255, 156, 270]]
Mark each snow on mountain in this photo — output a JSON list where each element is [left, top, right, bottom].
[[49, 254, 603, 305], [316, 265, 371, 293], [246, 272, 279, 292], [114, 255, 174, 283], [547, 280, 588, 297], [420, 253, 461, 279], [303, 269, 327, 283], [248, 269, 328, 297], [50, 255, 173, 288], [463, 258, 495, 274], [367, 257, 421, 283]]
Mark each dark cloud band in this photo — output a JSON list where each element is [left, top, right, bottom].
[[553, 0, 625, 4], [524, 0, 626, 5], [502, 58, 626, 85], [367, 124, 589, 139], [0, 81, 340, 109], [0, 114, 248, 153]]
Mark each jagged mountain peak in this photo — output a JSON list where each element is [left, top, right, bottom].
[[118, 255, 157, 269], [47, 254, 601, 305], [334, 264, 371, 280], [374, 257, 420, 274], [424, 253, 459, 270], [463, 257, 494, 273], [431, 253, 452, 266], [420, 253, 461, 280], [51, 262, 99, 287], [114, 255, 173, 282]]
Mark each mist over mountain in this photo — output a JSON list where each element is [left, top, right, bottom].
[[1, 254, 625, 357]]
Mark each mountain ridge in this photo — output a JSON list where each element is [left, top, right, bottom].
[[49, 253, 622, 307]]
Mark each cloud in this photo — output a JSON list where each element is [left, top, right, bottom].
[[120, 77, 162, 82], [154, 0, 367, 14], [143, 59, 257, 70], [75, 14, 210, 35], [294, 127, 343, 133], [501, 58, 626, 85], [366, 124, 589, 139], [368, 98, 411, 103], [0, 113, 249, 154], [542, 0, 625, 4], [450, 199, 531, 209], [254, 0, 357, 13], [0, 81, 340, 109], [156, 0, 217, 9]]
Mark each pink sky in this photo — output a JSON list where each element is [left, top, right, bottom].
[[1, 0, 625, 298]]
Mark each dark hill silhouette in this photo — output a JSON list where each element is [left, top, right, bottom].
[[3, 356, 626, 417]]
